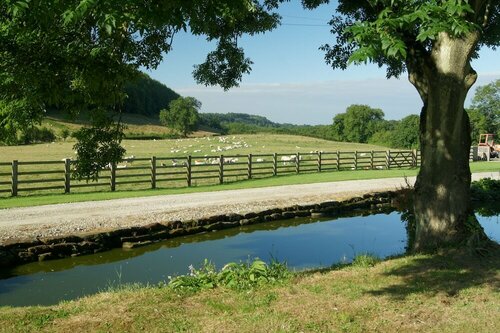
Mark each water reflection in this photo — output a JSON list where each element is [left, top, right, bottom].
[[0, 207, 497, 307]]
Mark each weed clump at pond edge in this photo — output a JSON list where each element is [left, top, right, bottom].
[[168, 258, 291, 292]]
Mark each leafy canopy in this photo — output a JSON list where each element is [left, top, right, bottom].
[[0, 0, 282, 178], [160, 97, 201, 137], [305, 0, 500, 79], [332, 104, 385, 143]]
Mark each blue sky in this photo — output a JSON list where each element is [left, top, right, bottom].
[[145, 1, 500, 125]]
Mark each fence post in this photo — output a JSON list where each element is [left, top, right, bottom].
[[336, 151, 340, 171], [354, 151, 358, 170], [219, 155, 224, 184], [186, 156, 192, 187], [110, 162, 116, 191], [370, 150, 374, 170], [386, 150, 391, 170], [151, 156, 157, 189], [317, 151, 322, 172], [296, 152, 300, 174], [273, 153, 277, 176], [412, 149, 417, 167], [11, 160, 18, 197], [64, 158, 71, 193], [247, 154, 252, 179]]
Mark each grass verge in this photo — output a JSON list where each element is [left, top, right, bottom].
[[0, 249, 498, 333], [0, 162, 498, 209]]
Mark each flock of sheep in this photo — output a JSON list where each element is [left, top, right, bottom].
[[168, 136, 252, 155], [101, 136, 331, 169]]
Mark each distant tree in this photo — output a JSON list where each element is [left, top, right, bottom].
[[198, 113, 225, 131], [160, 97, 201, 137], [467, 108, 488, 145], [60, 128, 71, 141], [335, 105, 385, 143], [368, 130, 393, 147], [331, 113, 346, 141], [391, 115, 420, 149], [468, 79, 500, 140]]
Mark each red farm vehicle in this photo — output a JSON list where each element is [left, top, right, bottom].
[[478, 134, 500, 160]]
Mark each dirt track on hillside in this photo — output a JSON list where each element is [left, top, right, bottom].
[[0, 172, 498, 244]]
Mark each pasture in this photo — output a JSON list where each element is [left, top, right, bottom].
[[0, 134, 387, 162], [0, 134, 498, 207], [0, 134, 407, 200]]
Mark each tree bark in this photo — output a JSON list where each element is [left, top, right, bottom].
[[411, 32, 489, 251]]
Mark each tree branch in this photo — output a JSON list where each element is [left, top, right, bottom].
[[405, 41, 432, 103], [482, 0, 492, 28], [471, 0, 492, 27]]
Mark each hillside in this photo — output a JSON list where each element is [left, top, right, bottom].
[[123, 73, 180, 117], [199, 112, 279, 130], [43, 113, 217, 140]]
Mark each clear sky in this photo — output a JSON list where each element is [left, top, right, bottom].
[[145, 1, 500, 125]]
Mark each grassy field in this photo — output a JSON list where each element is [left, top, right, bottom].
[[0, 134, 498, 208], [0, 134, 388, 162], [0, 249, 498, 332], [0, 134, 393, 200]]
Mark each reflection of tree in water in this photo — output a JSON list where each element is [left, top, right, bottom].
[[2, 207, 395, 279], [400, 210, 416, 253], [400, 201, 499, 252], [474, 202, 500, 218]]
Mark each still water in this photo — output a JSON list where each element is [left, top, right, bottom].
[[0, 211, 498, 307]]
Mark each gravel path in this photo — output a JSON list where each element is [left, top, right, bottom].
[[1, 172, 498, 244]]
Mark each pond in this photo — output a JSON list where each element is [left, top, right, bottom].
[[0, 210, 498, 307]]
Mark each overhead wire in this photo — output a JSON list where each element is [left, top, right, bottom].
[[281, 23, 329, 27], [280, 14, 330, 27]]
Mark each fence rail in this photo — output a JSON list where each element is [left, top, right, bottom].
[[0, 148, 459, 197]]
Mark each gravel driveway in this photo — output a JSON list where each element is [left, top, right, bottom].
[[1, 172, 498, 244]]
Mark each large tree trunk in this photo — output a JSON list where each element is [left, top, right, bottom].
[[413, 78, 474, 250], [410, 32, 489, 251]]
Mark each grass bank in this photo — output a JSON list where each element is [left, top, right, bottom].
[[0, 249, 498, 332], [0, 162, 498, 209]]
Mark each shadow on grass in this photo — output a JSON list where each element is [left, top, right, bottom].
[[367, 247, 500, 300]]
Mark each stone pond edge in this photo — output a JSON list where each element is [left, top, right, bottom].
[[0, 191, 402, 268]]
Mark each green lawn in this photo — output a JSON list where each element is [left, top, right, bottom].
[[0, 161, 497, 209], [0, 249, 498, 333]]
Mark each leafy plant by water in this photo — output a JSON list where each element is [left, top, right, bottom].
[[471, 178, 500, 201], [351, 254, 381, 268], [168, 258, 291, 292]]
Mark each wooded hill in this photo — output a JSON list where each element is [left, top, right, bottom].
[[123, 73, 180, 117]]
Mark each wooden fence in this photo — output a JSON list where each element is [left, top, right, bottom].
[[0, 150, 423, 197]]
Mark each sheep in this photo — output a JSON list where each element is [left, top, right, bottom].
[[256, 158, 265, 163], [223, 157, 238, 164], [124, 155, 135, 163], [280, 155, 297, 165], [172, 159, 187, 167]]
